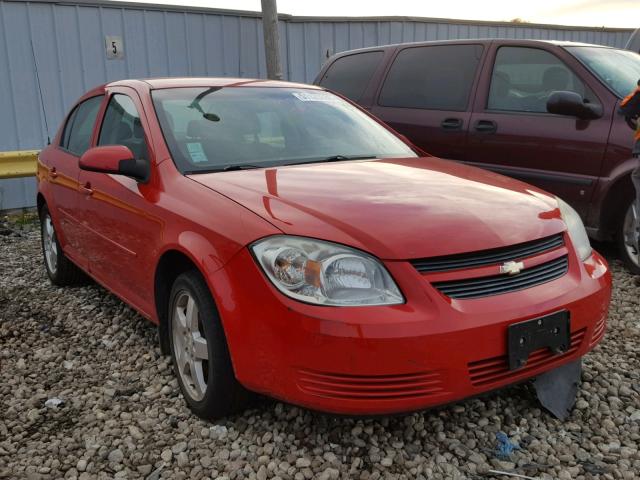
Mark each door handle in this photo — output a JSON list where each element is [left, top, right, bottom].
[[79, 182, 93, 196], [474, 120, 498, 134], [441, 118, 463, 130], [49, 167, 58, 179]]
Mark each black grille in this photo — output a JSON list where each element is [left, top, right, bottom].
[[411, 233, 564, 273], [433, 255, 569, 299]]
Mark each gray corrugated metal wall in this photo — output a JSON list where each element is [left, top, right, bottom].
[[0, 0, 633, 210]]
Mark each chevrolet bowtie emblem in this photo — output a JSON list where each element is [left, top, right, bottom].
[[500, 261, 524, 275]]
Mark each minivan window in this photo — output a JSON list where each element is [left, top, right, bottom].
[[488, 47, 594, 113], [566, 46, 640, 98], [319, 51, 384, 102], [62, 96, 103, 156], [378, 44, 484, 111], [99, 94, 149, 161]]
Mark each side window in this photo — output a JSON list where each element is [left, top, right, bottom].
[[319, 51, 384, 102], [62, 96, 103, 156], [379, 44, 484, 111], [488, 47, 596, 113], [98, 94, 149, 161], [61, 108, 78, 150]]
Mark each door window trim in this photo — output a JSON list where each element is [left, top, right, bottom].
[[97, 91, 152, 164], [57, 95, 105, 157]]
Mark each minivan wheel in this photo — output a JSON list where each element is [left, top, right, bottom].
[[617, 199, 640, 275], [40, 205, 86, 285], [168, 271, 251, 419]]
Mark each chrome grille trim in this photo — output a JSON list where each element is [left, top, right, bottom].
[[433, 255, 569, 299], [411, 233, 564, 273]]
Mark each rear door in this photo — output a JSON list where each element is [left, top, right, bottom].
[[47, 95, 104, 266], [466, 44, 611, 218], [370, 43, 485, 160]]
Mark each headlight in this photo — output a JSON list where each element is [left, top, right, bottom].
[[557, 197, 592, 261], [251, 236, 404, 306]]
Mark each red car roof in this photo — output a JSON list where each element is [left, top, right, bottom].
[[107, 77, 320, 90]]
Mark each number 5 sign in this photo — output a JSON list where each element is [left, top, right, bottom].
[[105, 36, 124, 60]]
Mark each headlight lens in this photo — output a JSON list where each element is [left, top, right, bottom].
[[557, 197, 592, 261], [251, 236, 404, 306]]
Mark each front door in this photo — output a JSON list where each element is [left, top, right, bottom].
[[370, 43, 486, 161], [466, 45, 611, 219], [76, 88, 161, 317]]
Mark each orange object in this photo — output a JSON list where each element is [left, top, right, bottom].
[[621, 87, 640, 141], [620, 86, 640, 107]]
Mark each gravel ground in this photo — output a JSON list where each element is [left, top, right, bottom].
[[1, 216, 639, 480]]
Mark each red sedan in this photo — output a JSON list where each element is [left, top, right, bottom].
[[36, 78, 611, 419]]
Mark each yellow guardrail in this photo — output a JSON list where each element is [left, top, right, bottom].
[[0, 150, 39, 179]]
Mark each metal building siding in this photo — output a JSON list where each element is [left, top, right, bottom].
[[284, 21, 632, 82], [0, 0, 633, 210]]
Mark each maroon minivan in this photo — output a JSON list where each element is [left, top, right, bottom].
[[314, 39, 640, 273]]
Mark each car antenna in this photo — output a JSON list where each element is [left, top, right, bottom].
[[29, 34, 51, 145]]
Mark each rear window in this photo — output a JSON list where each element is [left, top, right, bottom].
[[379, 44, 484, 111], [319, 51, 384, 102]]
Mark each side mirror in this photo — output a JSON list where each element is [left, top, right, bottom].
[[546, 91, 603, 120], [79, 145, 149, 182]]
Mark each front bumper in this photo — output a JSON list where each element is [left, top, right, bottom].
[[210, 247, 611, 415]]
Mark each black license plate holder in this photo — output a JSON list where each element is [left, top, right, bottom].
[[508, 310, 570, 370]]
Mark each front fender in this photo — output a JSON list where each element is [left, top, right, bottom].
[[152, 232, 249, 363], [588, 157, 638, 238]]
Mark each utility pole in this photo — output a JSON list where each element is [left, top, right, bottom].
[[261, 0, 283, 80]]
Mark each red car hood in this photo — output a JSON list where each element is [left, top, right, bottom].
[[188, 157, 566, 260]]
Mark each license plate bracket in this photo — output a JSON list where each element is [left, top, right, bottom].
[[508, 310, 570, 370]]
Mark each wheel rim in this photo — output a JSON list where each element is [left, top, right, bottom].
[[171, 291, 209, 401], [42, 214, 58, 274], [622, 202, 639, 268]]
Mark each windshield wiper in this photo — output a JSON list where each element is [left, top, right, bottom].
[[185, 155, 377, 174], [323, 155, 377, 161], [286, 154, 377, 166], [221, 164, 262, 171], [184, 164, 263, 174]]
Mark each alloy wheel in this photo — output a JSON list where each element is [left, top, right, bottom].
[[171, 291, 209, 401], [42, 214, 58, 274]]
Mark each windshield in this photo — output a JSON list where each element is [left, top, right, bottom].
[[565, 46, 640, 98], [151, 87, 416, 173]]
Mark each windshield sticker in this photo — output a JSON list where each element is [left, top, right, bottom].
[[292, 91, 340, 103], [186, 142, 208, 163]]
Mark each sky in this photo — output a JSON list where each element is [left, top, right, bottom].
[[114, 0, 639, 28]]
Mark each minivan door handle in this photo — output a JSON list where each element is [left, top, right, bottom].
[[474, 120, 498, 134], [441, 118, 463, 130]]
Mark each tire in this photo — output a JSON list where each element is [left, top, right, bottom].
[[40, 205, 87, 286], [616, 198, 640, 275], [168, 270, 251, 419]]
